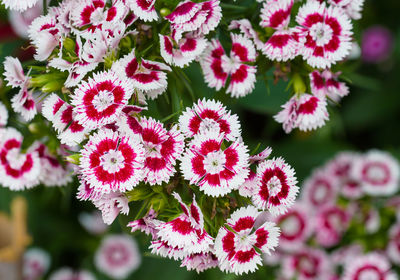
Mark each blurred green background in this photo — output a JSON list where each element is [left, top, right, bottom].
[[0, 0, 399, 279]]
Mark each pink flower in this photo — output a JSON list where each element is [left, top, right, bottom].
[[159, 33, 207, 67], [128, 208, 160, 239], [352, 150, 400, 196], [140, 117, 184, 185], [180, 252, 219, 273], [78, 211, 108, 235], [92, 191, 130, 225], [301, 169, 337, 209], [296, 1, 353, 68], [238, 170, 257, 197], [200, 34, 257, 97], [3, 56, 28, 89], [28, 15, 61, 61], [328, 0, 365, 20], [310, 70, 349, 102], [342, 253, 398, 280], [23, 248, 50, 280], [361, 25, 394, 63], [214, 206, 280, 275], [281, 247, 332, 280], [49, 268, 95, 280], [274, 94, 329, 133], [315, 205, 350, 247], [9, 1, 43, 39], [178, 98, 241, 141], [1, 0, 39, 12], [273, 203, 312, 251], [252, 157, 298, 215], [180, 129, 249, 197], [79, 129, 145, 194], [11, 88, 37, 121], [127, 0, 157, 22], [72, 71, 134, 129], [0, 127, 40, 190], [112, 50, 171, 100], [156, 193, 213, 254], [387, 223, 400, 265], [94, 235, 141, 279]]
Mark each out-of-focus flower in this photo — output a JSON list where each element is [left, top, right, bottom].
[[361, 26, 394, 63], [23, 248, 50, 280], [9, 1, 43, 39], [78, 211, 108, 235], [49, 268, 95, 280], [94, 235, 141, 279], [1, 0, 39, 12]]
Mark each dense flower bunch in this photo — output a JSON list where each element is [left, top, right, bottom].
[[263, 150, 400, 279]]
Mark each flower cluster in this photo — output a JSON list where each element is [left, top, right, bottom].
[[263, 150, 400, 279]]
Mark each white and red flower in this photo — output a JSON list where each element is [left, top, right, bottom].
[[342, 253, 398, 280], [228, 19, 264, 51], [127, 0, 157, 22], [149, 240, 187, 260], [11, 88, 37, 121], [352, 150, 400, 196], [296, 1, 353, 68], [128, 208, 160, 239], [180, 129, 249, 197], [214, 206, 280, 275], [281, 247, 331, 280], [49, 268, 95, 280], [23, 248, 51, 280], [92, 191, 130, 225], [178, 98, 241, 141], [156, 193, 213, 254], [238, 170, 257, 198], [3, 56, 28, 89], [112, 50, 171, 100], [252, 157, 298, 215], [41, 93, 66, 122], [315, 205, 350, 247], [387, 223, 400, 265], [165, 0, 222, 39], [249, 147, 273, 164], [0, 128, 40, 190], [301, 169, 337, 209], [94, 235, 141, 279], [310, 70, 349, 102], [181, 251, 219, 273], [72, 71, 134, 129], [274, 94, 329, 133], [273, 203, 312, 251], [28, 15, 61, 61], [140, 117, 184, 185], [200, 34, 257, 98], [79, 129, 145, 194], [328, 0, 365, 20], [1, 0, 39, 12], [116, 106, 143, 140], [159, 33, 207, 68]]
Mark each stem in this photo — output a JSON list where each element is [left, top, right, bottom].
[[43, 0, 48, 15], [134, 200, 148, 220]]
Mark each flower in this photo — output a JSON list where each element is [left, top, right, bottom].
[[92, 191, 130, 225], [200, 34, 257, 98], [11, 88, 37, 121], [315, 205, 350, 247], [9, 1, 43, 39], [0, 102, 8, 127], [0, 127, 40, 190], [342, 253, 398, 280], [228, 19, 264, 51], [178, 98, 241, 141], [328, 0, 365, 20], [214, 206, 280, 275], [72, 71, 134, 129], [94, 235, 141, 279], [252, 157, 298, 215], [274, 94, 329, 133], [272, 203, 312, 251], [79, 129, 145, 194], [301, 169, 337, 209], [181, 252, 219, 273], [361, 25, 394, 63], [180, 129, 249, 197], [387, 223, 400, 265], [3, 56, 28, 88], [140, 117, 184, 185], [352, 150, 400, 196], [41, 93, 66, 122], [281, 247, 331, 280], [127, 0, 157, 22], [260, 0, 293, 30], [112, 50, 171, 100], [127, 208, 160, 239], [296, 1, 353, 68], [78, 211, 108, 235], [310, 70, 349, 102], [156, 193, 213, 255], [23, 248, 51, 280], [1, 0, 39, 12], [49, 268, 95, 280]]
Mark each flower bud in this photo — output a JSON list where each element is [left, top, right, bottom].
[[160, 8, 171, 17]]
